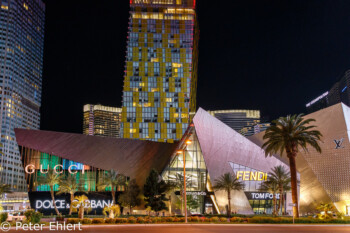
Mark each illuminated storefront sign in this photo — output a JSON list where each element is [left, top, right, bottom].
[[25, 164, 86, 174], [35, 199, 113, 210], [236, 171, 267, 181], [245, 192, 280, 200], [187, 191, 207, 196]]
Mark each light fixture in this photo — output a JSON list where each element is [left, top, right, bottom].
[[185, 140, 192, 145]]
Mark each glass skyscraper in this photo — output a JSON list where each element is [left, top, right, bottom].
[[0, 0, 45, 191], [83, 104, 122, 138], [121, 0, 199, 143]]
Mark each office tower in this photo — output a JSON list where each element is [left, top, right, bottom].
[[306, 69, 350, 113], [208, 110, 269, 137], [83, 104, 122, 138], [121, 0, 199, 143], [0, 0, 45, 190]]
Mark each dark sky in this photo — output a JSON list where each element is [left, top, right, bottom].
[[40, 0, 350, 133]]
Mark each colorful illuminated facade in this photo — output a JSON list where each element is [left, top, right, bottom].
[[120, 0, 199, 143], [0, 0, 45, 191], [83, 104, 122, 138]]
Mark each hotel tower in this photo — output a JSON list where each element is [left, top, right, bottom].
[[121, 0, 199, 142], [0, 0, 45, 191]]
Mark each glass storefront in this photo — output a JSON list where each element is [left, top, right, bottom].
[[162, 127, 216, 214], [229, 162, 283, 214]]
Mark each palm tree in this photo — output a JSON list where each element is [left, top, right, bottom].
[[38, 170, 62, 215], [57, 175, 83, 215], [213, 173, 245, 217], [259, 178, 279, 216], [97, 170, 126, 205], [0, 183, 12, 198], [268, 165, 291, 215], [262, 114, 322, 218], [317, 203, 334, 219], [72, 195, 90, 219]]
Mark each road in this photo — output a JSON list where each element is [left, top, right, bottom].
[[8, 224, 350, 233]]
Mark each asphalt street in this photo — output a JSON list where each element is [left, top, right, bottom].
[[8, 224, 350, 233]]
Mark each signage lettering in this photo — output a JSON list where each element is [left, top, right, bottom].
[[236, 171, 267, 181], [334, 138, 344, 149], [25, 164, 85, 175], [248, 192, 280, 200], [35, 199, 112, 210]]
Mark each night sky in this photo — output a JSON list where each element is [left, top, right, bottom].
[[40, 0, 350, 133]]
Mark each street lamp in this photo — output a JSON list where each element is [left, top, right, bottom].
[[177, 139, 192, 223]]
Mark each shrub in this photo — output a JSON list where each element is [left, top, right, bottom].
[[105, 218, 116, 224], [210, 217, 220, 222], [230, 217, 242, 223], [66, 218, 80, 224], [164, 217, 174, 222], [92, 218, 105, 224], [114, 218, 127, 223], [82, 219, 92, 224], [0, 213, 8, 223], [152, 217, 162, 223], [190, 216, 200, 222], [24, 209, 43, 224], [137, 217, 145, 223], [128, 216, 137, 223], [220, 217, 228, 222], [203, 217, 210, 222]]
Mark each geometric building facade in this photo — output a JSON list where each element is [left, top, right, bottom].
[[15, 108, 293, 215], [120, 0, 199, 143], [0, 0, 45, 191], [251, 103, 350, 215]]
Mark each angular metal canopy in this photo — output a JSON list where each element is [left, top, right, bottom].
[[15, 129, 178, 186]]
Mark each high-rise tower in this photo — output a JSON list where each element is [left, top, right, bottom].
[[83, 104, 122, 138], [0, 0, 45, 190], [121, 0, 199, 143]]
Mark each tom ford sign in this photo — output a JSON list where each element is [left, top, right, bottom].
[[245, 192, 280, 200], [25, 164, 86, 174]]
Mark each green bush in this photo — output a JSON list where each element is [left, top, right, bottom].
[[136, 217, 145, 223], [210, 217, 220, 222], [230, 217, 243, 223], [82, 219, 92, 224], [164, 217, 174, 222], [66, 218, 80, 224], [92, 218, 105, 224], [24, 210, 43, 224], [114, 218, 124, 223], [128, 216, 137, 223], [190, 216, 200, 222], [0, 213, 8, 223], [105, 218, 116, 224], [220, 217, 228, 222], [203, 217, 210, 222]]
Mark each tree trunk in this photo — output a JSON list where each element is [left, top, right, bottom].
[[69, 193, 74, 215], [79, 206, 84, 219], [227, 189, 231, 218], [50, 186, 60, 216], [288, 154, 299, 218], [112, 189, 116, 205], [130, 205, 132, 215], [279, 187, 283, 215], [273, 194, 276, 216]]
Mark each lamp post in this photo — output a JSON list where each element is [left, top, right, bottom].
[[177, 139, 192, 223]]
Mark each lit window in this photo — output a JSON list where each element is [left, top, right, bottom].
[[1, 5, 8, 10], [166, 98, 172, 102], [151, 58, 159, 62], [130, 129, 136, 133], [23, 3, 28, 10]]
